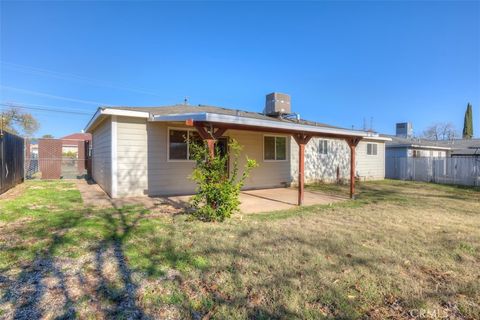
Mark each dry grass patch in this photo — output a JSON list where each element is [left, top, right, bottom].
[[0, 180, 479, 319]]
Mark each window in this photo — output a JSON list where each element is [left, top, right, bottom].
[[264, 136, 287, 161], [319, 140, 328, 155], [168, 129, 202, 160], [367, 143, 378, 155]]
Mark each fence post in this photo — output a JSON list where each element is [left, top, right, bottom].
[[23, 138, 26, 181], [413, 157, 415, 181]]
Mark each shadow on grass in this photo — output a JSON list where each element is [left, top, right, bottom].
[[0, 205, 154, 319], [92, 207, 149, 319], [0, 211, 83, 319]]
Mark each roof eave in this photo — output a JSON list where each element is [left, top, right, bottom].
[[152, 112, 370, 138], [84, 107, 150, 132]]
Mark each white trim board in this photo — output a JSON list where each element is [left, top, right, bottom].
[[84, 108, 150, 132], [111, 116, 118, 198]]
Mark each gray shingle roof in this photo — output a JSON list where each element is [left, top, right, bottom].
[[102, 104, 344, 130], [384, 135, 480, 152]]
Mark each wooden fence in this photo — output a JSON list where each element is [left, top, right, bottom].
[[386, 156, 480, 186], [0, 131, 25, 195]]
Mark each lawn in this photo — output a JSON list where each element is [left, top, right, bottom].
[[0, 180, 479, 319]]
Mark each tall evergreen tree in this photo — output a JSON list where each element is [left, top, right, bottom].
[[462, 103, 473, 139]]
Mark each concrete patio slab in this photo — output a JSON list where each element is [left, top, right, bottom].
[[238, 188, 346, 213], [77, 180, 347, 214]]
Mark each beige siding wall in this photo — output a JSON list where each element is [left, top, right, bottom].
[[229, 130, 291, 189], [147, 123, 196, 196], [116, 116, 148, 197], [147, 122, 292, 196], [92, 115, 386, 197], [92, 118, 112, 196], [356, 140, 385, 180]]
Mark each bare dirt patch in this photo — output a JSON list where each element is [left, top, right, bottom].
[[0, 183, 27, 200]]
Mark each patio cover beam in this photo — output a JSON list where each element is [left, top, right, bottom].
[[154, 112, 368, 140], [191, 120, 364, 140], [184, 116, 367, 200], [192, 123, 227, 158]]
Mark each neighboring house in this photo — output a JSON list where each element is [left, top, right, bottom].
[[385, 122, 480, 158], [84, 93, 389, 201], [385, 135, 451, 158], [385, 123, 451, 159], [439, 139, 480, 158], [34, 132, 92, 179], [61, 132, 92, 155], [385, 123, 480, 184]]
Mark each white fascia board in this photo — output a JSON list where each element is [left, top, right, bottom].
[[153, 112, 368, 138], [84, 108, 150, 132], [386, 144, 451, 150], [101, 108, 150, 118], [84, 108, 103, 133], [410, 145, 451, 150], [362, 136, 392, 142]]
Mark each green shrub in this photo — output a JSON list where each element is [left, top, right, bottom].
[[189, 138, 257, 221]]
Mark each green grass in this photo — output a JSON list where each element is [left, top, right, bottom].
[[0, 179, 479, 319]]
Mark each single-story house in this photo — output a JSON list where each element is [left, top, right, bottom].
[[385, 122, 451, 159], [385, 135, 451, 159], [84, 93, 389, 204], [438, 139, 480, 158], [384, 122, 480, 159]]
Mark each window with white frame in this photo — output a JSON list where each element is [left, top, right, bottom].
[[168, 129, 202, 160], [366, 143, 378, 156], [264, 136, 287, 161], [319, 140, 328, 154]]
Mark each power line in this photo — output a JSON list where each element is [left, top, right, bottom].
[[0, 103, 92, 116], [0, 85, 111, 106], [1, 61, 163, 97], [1, 101, 97, 113]]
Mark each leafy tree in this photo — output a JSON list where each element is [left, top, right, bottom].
[[42, 134, 54, 139], [189, 138, 257, 222], [462, 103, 473, 139], [1, 107, 40, 136], [422, 122, 457, 140]]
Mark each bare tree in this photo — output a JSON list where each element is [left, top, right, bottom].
[[0, 106, 40, 137], [422, 122, 457, 140]]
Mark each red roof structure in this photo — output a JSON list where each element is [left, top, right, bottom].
[[61, 133, 92, 141]]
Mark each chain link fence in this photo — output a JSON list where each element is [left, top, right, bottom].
[[25, 138, 91, 180], [386, 156, 480, 186]]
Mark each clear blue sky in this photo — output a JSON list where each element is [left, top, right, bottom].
[[1, 1, 479, 138]]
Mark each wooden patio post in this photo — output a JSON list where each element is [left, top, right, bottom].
[[191, 123, 227, 159], [298, 143, 305, 205], [346, 137, 361, 199], [293, 133, 312, 206], [206, 139, 215, 159]]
